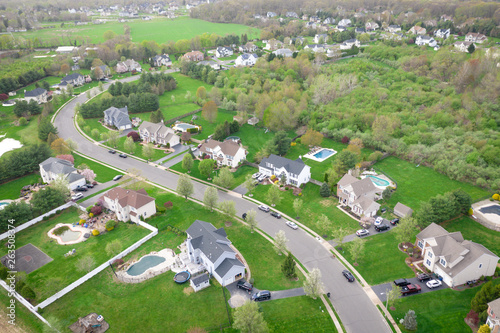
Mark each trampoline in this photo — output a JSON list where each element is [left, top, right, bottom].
[[174, 271, 191, 284]]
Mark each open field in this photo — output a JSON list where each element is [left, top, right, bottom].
[[0, 172, 41, 200], [178, 108, 236, 140], [15, 17, 260, 45]]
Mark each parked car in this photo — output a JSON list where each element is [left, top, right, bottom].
[[270, 211, 281, 219], [108, 149, 116, 154], [252, 172, 261, 179], [242, 213, 247, 220], [342, 270, 355, 282], [113, 175, 123, 181], [401, 284, 421, 295], [85, 183, 94, 189], [237, 280, 253, 292], [251, 290, 271, 301], [426, 279, 442, 289], [375, 223, 390, 232], [119, 153, 127, 158], [374, 216, 384, 226], [417, 273, 431, 282], [74, 185, 88, 192], [258, 205, 270, 212], [257, 175, 267, 182], [71, 193, 84, 201], [356, 229, 369, 237], [285, 221, 298, 229], [394, 278, 411, 287], [390, 218, 400, 225]]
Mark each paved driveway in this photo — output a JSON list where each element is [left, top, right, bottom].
[[78, 180, 116, 208], [372, 276, 448, 303]]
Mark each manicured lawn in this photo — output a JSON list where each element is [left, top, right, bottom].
[[230, 165, 258, 189], [81, 118, 109, 139], [179, 109, 236, 140], [0, 288, 45, 332], [389, 279, 500, 332], [441, 216, 500, 256], [340, 231, 415, 285], [73, 153, 119, 183], [373, 156, 490, 211], [0, 172, 41, 200], [218, 54, 239, 61], [0, 207, 150, 302], [107, 136, 169, 161]]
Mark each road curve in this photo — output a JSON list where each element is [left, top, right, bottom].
[[54, 76, 391, 333]]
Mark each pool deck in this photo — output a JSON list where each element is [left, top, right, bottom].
[[118, 249, 177, 283], [47, 223, 89, 245], [303, 147, 337, 162], [472, 200, 500, 232], [360, 173, 395, 190]]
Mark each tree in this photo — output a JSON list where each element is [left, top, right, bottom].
[[246, 209, 257, 232], [274, 230, 288, 255], [203, 186, 218, 212], [331, 227, 350, 248], [403, 310, 417, 331], [150, 109, 165, 123], [471, 281, 500, 321], [56, 154, 74, 164], [213, 167, 234, 189], [176, 173, 194, 201], [301, 129, 323, 146], [303, 268, 324, 299], [242, 175, 257, 197], [127, 131, 140, 142], [124, 136, 135, 154], [393, 217, 418, 245], [76, 256, 96, 273], [468, 43, 475, 54], [266, 185, 283, 207], [47, 132, 59, 146], [182, 153, 194, 172], [51, 174, 70, 199], [382, 187, 392, 201], [103, 30, 117, 40], [293, 198, 303, 218], [317, 214, 332, 237], [105, 240, 123, 256], [81, 169, 96, 183], [232, 301, 269, 333], [50, 138, 70, 154], [349, 237, 365, 265], [319, 183, 331, 197], [385, 284, 400, 311], [142, 143, 154, 161], [38, 116, 58, 141], [91, 128, 100, 140], [219, 200, 236, 220], [478, 324, 491, 333], [108, 131, 119, 148], [271, 131, 292, 156], [282, 252, 297, 278], [30, 187, 67, 216], [198, 159, 215, 179], [328, 150, 358, 181], [202, 100, 218, 123], [0, 202, 32, 232], [196, 86, 207, 100]]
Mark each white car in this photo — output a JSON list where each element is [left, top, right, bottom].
[[356, 229, 369, 237], [374, 217, 384, 226], [426, 279, 442, 289], [71, 193, 84, 201], [258, 205, 270, 212], [258, 175, 267, 182], [252, 172, 261, 179], [285, 221, 298, 229]]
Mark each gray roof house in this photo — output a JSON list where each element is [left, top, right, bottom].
[[39, 157, 86, 190], [151, 54, 172, 67], [487, 298, 500, 332], [416, 223, 499, 287], [197, 60, 220, 70], [394, 202, 413, 218], [216, 46, 233, 58], [259, 154, 311, 187], [138, 120, 180, 147], [24, 88, 48, 104], [272, 48, 293, 57], [60, 73, 85, 88], [186, 220, 245, 286], [337, 174, 381, 217], [103, 106, 132, 130]]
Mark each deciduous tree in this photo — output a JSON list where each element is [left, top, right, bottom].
[[202, 100, 218, 123], [301, 129, 323, 146], [182, 153, 194, 172], [213, 167, 234, 189], [246, 209, 257, 232], [266, 185, 283, 207], [203, 186, 218, 212], [105, 240, 123, 256], [349, 237, 365, 265], [303, 268, 324, 299], [176, 173, 193, 201], [198, 159, 215, 179], [124, 136, 135, 154], [76, 256, 96, 273], [107, 131, 119, 148], [274, 230, 288, 255], [142, 143, 154, 161], [393, 217, 418, 245], [242, 175, 257, 197], [232, 301, 269, 333], [218, 200, 236, 220]]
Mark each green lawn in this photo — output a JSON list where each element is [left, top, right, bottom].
[[106, 136, 169, 161], [218, 54, 239, 61], [179, 109, 236, 140], [230, 165, 258, 189], [0, 172, 41, 200], [0, 207, 150, 303], [373, 156, 490, 211], [73, 153, 119, 183], [0, 288, 45, 332], [389, 279, 500, 332], [340, 231, 415, 285]]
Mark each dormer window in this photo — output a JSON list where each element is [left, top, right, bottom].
[[428, 252, 433, 258], [440, 258, 446, 266]]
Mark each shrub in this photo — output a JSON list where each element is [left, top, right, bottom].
[[113, 258, 124, 267], [164, 201, 173, 209], [0, 93, 8, 101], [468, 208, 473, 215], [0, 266, 8, 280], [92, 229, 100, 236], [79, 219, 86, 225], [90, 205, 102, 216], [106, 219, 117, 231], [89, 213, 94, 218], [19, 117, 27, 126], [493, 193, 500, 201], [298, 193, 302, 196], [127, 131, 140, 142], [270, 175, 276, 180], [20, 285, 36, 300], [296, 138, 301, 143], [290, 142, 296, 146], [86, 206, 92, 213], [341, 136, 349, 144]]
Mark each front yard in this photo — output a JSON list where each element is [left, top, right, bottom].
[[73, 153, 119, 183]]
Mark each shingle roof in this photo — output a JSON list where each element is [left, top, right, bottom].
[[103, 187, 155, 210], [350, 177, 377, 197], [416, 223, 448, 240], [104, 106, 131, 128], [259, 154, 308, 175], [40, 157, 76, 175], [25, 88, 47, 97], [215, 258, 244, 278], [187, 220, 233, 263], [337, 174, 358, 187], [394, 202, 413, 215], [488, 298, 500, 317], [61, 73, 84, 84], [66, 173, 85, 183], [191, 273, 209, 286]]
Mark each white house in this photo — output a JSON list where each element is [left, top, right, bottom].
[[39, 157, 86, 190], [101, 187, 156, 223], [267, 12, 277, 18], [408, 25, 426, 35], [103, 106, 133, 130], [337, 174, 381, 217], [235, 53, 258, 67], [465, 32, 487, 44], [216, 46, 233, 58], [435, 29, 450, 39], [151, 54, 172, 67], [365, 22, 379, 31], [305, 22, 317, 29], [264, 39, 283, 51], [487, 298, 500, 333], [272, 48, 293, 57], [304, 44, 326, 53], [138, 120, 180, 147], [415, 35, 437, 47], [197, 60, 221, 70], [387, 25, 401, 33], [199, 139, 247, 168], [340, 39, 361, 50], [56, 46, 78, 53], [239, 42, 257, 53], [338, 18, 352, 27], [314, 34, 328, 44], [24, 88, 49, 104], [116, 59, 142, 73], [286, 12, 299, 19], [259, 154, 311, 187], [454, 41, 475, 53], [186, 220, 245, 286], [416, 223, 499, 287], [323, 17, 335, 24], [59, 73, 85, 90]]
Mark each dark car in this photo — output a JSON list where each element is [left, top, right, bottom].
[[390, 218, 400, 225], [119, 153, 127, 158], [237, 280, 253, 292], [375, 223, 390, 232], [342, 270, 355, 282], [417, 273, 431, 282], [394, 278, 411, 287], [108, 150, 116, 154], [74, 186, 88, 192], [85, 183, 94, 188], [242, 213, 247, 220], [251, 290, 271, 301], [270, 211, 281, 219]]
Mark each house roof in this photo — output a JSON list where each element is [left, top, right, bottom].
[[345, 39, 358, 43], [40, 157, 76, 175], [191, 273, 209, 286], [215, 258, 244, 278], [104, 106, 131, 128], [66, 172, 85, 183], [102, 187, 155, 210], [139, 120, 175, 137], [353, 196, 380, 213], [273, 48, 293, 56], [61, 73, 84, 83], [153, 54, 171, 62], [349, 177, 377, 197], [187, 220, 233, 263], [239, 53, 258, 60], [337, 174, 358, 187], [488, 298, 500, 316], [259, 154, 308, 176], [25, 88, 47, 97], [198, 60, 218, 67], [200, 139, 243, 158], [394, 202, 413, 215], [416, 223, 449, 240]]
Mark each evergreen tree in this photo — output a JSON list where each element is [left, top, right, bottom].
[[282, 252, 297, 278], [320, 183, 331, 197], [403, 310, 417, 331], [38, 116, 58, 141]]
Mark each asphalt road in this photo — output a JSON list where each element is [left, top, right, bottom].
[[54, 75, 391, 333]]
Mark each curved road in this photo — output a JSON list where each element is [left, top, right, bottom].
[[54, 78, 391, 333]]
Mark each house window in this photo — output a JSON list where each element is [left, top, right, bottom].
[[417, 240, 423, 249], [440, 259, 446, 266], [144, 212, 147, 216], [479, 263, 483, 269], [426, 259, 431, 266], [428, 252, 433, 258]]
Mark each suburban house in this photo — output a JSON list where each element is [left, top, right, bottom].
[[56, 46, 77, 53], [435, 28, 451, 39], [215, 46, 233, 58], [267, 12, 277, 18], [272, 48, 293, 57], [247, 116, 259, 126], [408, 25, 426, 35], [487, 298, 500, 333], [465, 32, 487, 44], [393, 202, 413, 218], [101, 187, 156, 223], [39, 157, 86, 190], [340, 39, 361, 50], [59, 73, 85, 89], [314, 34, 329, 43], [138, 120, 180, 147], [197, 60, 220, 70], [387, 25, 402, 33], [324, 17, 335, 24], [151, 54, 172, 67], [355, 28, 366, 34], [305, 22, 317, 30], [415, 35, 437, 47], [199, 139, 247, 168], [186, 220, 245, 286], [365, 22, 379, 31], [454, 41, 475, 53], [304, 44, 326, 53], [259, 154, 311, 187], [264, 39, 284, 51], [239, 42, 257, 53], [416, 223, 499, 287], [286, 12, 299, 18], [90, 65, 111, 80], [103, 106, 133, 130], [336, 25, 347, 32], [338, 18, 352, 27], [291, 37, 305, 45], [337, 174, 381, 217], [441, 14, 453, 22], [116, 59, 142, 73], [24, 88, 48, 104], [235, 53, 258, 67], [182, 51, 204, 62]]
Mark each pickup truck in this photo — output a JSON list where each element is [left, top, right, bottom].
[[401, 284, 421, 296]]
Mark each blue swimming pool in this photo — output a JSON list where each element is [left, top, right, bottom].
[[313, 149, 335, 159], [127, 255, 166, 276], [367, 175, 390, 187]]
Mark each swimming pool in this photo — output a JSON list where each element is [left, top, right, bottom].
[[367, 175, 390, 187], [127, 255, 166, 276], [304, 148, 337, 162], [314, 149, 335, 159]]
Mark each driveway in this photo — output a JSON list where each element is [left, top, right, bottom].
[[226, 280, 305, 308], [78, 180, 116, 208], [160, 145, 193, 168], [372, 276, 448, 303], [154, 143, 190, 165]]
